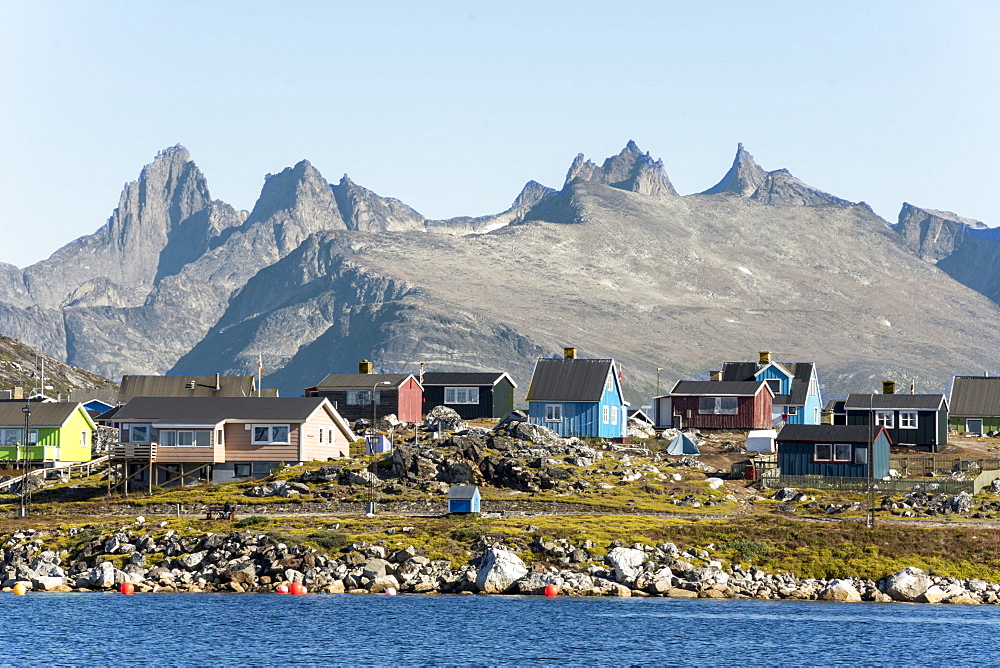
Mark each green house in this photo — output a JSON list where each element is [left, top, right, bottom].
[[0, 402, 95, 464]]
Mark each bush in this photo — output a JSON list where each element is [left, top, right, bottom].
[[308, 529, 347, 552], [722, 537, 776, 563], [451, 524, 489, 543], [234, 515, 269, 528]]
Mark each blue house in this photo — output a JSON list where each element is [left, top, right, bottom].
[[525, 348, 628, 439], [777, 424, 890, 478], [721, 351, 823, 426], [448, 485, 481, 514]]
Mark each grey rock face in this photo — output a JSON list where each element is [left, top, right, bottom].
[[565, 140, 677, 196], [894, 202, 987, 261], [750, 169, 853, 207], [701, 143, 767, 197], [332, 175, 425, 233], [475, 547, 527, 594]]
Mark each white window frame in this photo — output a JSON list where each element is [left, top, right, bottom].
[[874, 411, 894, 428], [177, 430, 195, 447], [445, 387, 479, 404], [606, 375, 614, 392], [833, 443, 852, 462], [26, 429, 38, 446], [161, 431, 176, 447], [195, 430, 211, 447], [346, 390, 381, 406], [814, 443, 832, 462], [545, 404, 563, 422], [611, 406, 618, 425], [130, 425, 152, 442], [899, 411, 917, 429], [698, 397, 738, 415], [1, 428, 21, 446], [80, 431, 87, 447], [252, 424, 291, 445], [602, 406, 610, 423]]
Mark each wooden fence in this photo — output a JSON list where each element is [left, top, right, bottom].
[[889, 456, 1000, 478]]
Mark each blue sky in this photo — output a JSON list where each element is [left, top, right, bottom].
[[1, 1, 997, 266]]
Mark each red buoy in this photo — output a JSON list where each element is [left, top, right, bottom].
[[120, 582, 135, 595], [544, 584, 558, 597], [289, 582, 306, 595]]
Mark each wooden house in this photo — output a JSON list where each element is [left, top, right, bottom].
[[524, 348, 627, 439], [0, 402, 95, 466], [948, 375, 1000, 435], [665, 380, 773, 430], [117, 374, 278, 402], [777, 424, 890, 479], [721, 351, 824, 425], [308, 361, 423, 423], [448, 485, 481, 514], [109, 397, 356, 489], [844, 383, 948, 452], [420, 372, 516, 419]]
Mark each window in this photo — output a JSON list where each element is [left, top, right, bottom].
[[27, 430, 38, 445], [899, 412, 917, 429], [698, 397, 738, 415], [319, 429, 323, 443], [130, 425, 152, 442], [602, 406, 610, 423], [252, 425, 290, 444], [786, 406, 798, 416], [346, 390, 381, 406], [606, 375, 614, 392], [0, 428, 21, 445], [161, 431, 176, 447], [855, 447, 868, 465], [875, 411, 894, 428], [611, 406, 618, 425], [445, 387, 479, 404], [195, 430, 211, 447], [814, 443, 832, 461], [545, 404, 562, 422], [177, 431, 194, 447], [765, 379, 781, 394], [217, 429, 223, 445], [235, 463, 252, 478], [80, 431, 87, 446], [833, 444, 852, 462]]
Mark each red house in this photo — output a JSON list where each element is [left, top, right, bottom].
[[664, 380, 773, 430], [307, 361, 423, 423]]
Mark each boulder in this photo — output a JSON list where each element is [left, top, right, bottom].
[[882, 567, 932, 602], [818, 579, 862, 602], [475, 547, 528, 594], [946, 491, 974, 514], [772, 488, 799, 502], [917, 584, 964, 604], [505, 421, 566, 448], [369, 575, 400, 593], [300, 465, 342, 483], [376, 413, 406, 432], [424, 406, 468, 433], [605, 547, 646, 584], [32, 576, 67, 592]]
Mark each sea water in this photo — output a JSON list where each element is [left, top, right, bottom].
[[2, 593, 999, 666]]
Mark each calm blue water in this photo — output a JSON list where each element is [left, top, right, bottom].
[[3, 593, 1000, 666]]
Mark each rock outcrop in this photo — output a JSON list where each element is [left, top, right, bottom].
[[749, 168, 853, 207], [565, 140, 677, 196], [701, 143, 767, 196]]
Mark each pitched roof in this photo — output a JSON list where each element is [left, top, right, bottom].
[[68, 388, 119, 405], [778, 424, 884, 444], [844, 393, 946, 411], [0, 402, 91, 429], [112, 397, 335, 425], [314, 373, 417, 391], [118, 375, 276, 402], [420, 372, 516, 388], [722, 360, 816, 405], [669, 380, 769, 397], [949, 376, 1000, 417], [525, 358, 615, 402], [448, 485, 479, 499]]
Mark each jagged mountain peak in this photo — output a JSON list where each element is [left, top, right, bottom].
[[701, 143, 767, 196], [330, 174, 424, 233], [511, 180, 556, 210], [564, 142, 677, 197], [900, 202, 987, 230], [750, 168, 852, 207]]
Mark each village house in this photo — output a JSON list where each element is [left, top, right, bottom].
[[420, 372, 517, 419], [109, 396, 355, 489], [525, 348, 627, 439], [948, 375, 1000, 435], [844, 382, 948, 452], [307, 361, 423, 423], [721, 352, 824, 425], [655, 379, 773, 430], [0, 402, 95, 466], [776, 424, 890, 479]]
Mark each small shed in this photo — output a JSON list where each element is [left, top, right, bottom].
[[365, 433, 393, 455], [448, 485, 481, 514], [746, 429, 777, 453]]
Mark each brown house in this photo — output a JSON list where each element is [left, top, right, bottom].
[[307, 361, 423, 423], [109, 396, 356, 489], [664, 380, 774, 430]]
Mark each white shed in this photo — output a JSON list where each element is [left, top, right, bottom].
[[746, 429, 777, 453]]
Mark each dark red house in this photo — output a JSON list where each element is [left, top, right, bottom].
[[665, 380, 773, 430], [307, 361, 423, 423]]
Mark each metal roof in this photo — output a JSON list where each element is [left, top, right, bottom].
[[112, 397, 335, 425], [0, 402, 91, 429], [778, 424, 883, 444], [949, 376, 1000, 417], [844, 393, 945, 411], [448, 485, 480, 499], [315, 373, 417, 391], [420, 372, 516, 388], [669, 380, 768, 397], [722, 360, 815, 405], [525, 358, 615, 402], [68, 388, 119, 404], [118, 375, 276, 402]]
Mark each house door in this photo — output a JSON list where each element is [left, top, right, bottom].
[[967, 419, 984, 435]]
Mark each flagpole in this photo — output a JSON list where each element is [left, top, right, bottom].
[[258, 354, 263, 398]]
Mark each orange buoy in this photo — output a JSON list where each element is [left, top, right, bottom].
[[544, 584, 558, 597], [12, 583, 27, 596], [120, 582, 135, 595], [289, 582, 306, 595], [277, 584, 290, 594]]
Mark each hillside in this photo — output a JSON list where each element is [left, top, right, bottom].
[[0, 334, 117, 397]]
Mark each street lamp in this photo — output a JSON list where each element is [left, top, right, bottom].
[[367, 380, 391, 515], [20, 404, 29, 518]]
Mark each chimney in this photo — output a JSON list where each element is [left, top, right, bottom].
[[883, 380, 896, 395], [709, 370, 722, 381], [12, 386, 22, 400], [563, 347, 577, 360], [359, 360, 373, 374], [214, 372, 221, 391], [821, 408, 834, 425], [759, 351, 771, 365]]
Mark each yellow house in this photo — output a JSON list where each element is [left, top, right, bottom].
[[0, 402, 95, 464]]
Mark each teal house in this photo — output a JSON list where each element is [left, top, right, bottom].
[[448, 485, 481, 514], [722, 351, 823, 426], [525, 348, 628, 439], [777, 424, 890, 478]]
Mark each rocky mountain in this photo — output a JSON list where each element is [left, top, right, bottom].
[[2, 141, 1000, 403], [0, 334, 116, 397]]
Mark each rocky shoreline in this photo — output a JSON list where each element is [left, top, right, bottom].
[[0, 523, 993, 605]]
